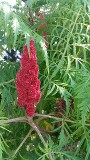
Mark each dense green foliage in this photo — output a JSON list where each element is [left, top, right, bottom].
[[0, 0, 90, 159]]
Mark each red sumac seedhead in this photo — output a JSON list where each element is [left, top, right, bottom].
[[15, 40, 41, 117]]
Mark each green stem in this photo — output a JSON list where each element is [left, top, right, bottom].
[[63, 7, 81, 57], [12, 128, 33, 159], [0, 79, 14, 86]]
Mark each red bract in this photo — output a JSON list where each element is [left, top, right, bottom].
[[15, 40, 41, 117]]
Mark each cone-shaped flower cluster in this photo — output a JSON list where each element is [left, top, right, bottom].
[[15, 40, 41, 117]]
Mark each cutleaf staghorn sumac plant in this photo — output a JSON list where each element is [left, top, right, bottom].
[[0, 0, 90, 159]]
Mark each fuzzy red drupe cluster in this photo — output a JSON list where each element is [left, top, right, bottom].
[[15, 40, 41, 117]]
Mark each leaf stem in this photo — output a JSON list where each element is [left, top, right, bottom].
[[35, 113, 90, 127], [0, 117, 28, 125], [0, 114, 90, 127], [27, 117, 54, 160]]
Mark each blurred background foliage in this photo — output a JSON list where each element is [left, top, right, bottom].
[[0, 0, 90, 159]]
